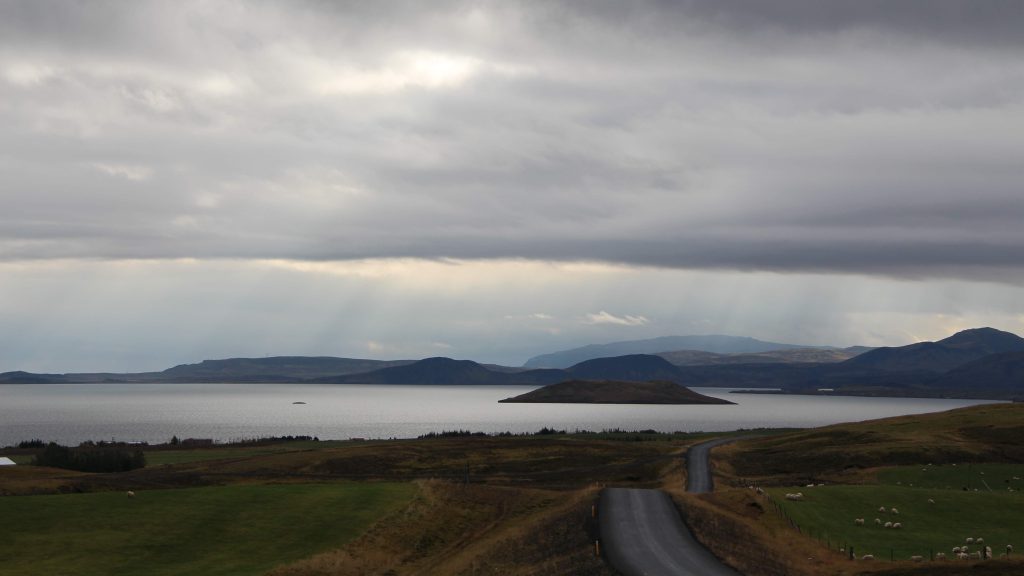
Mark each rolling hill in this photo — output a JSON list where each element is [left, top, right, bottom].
[[522, 335, 822, 368], [842, 327, 1024, 373]]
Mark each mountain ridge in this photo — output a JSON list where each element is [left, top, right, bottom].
[[522, 334, 845, 368]]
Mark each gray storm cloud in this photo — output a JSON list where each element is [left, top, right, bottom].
[[1, 1, 1023, 279]]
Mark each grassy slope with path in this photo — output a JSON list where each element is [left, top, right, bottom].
[[0, 482, 415, 576]]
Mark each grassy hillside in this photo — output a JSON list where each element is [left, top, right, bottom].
[[725, 403, 1024, 480]]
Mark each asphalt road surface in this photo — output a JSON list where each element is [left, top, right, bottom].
[[599, 437, 746, 576], [686, 436, 747, 494]]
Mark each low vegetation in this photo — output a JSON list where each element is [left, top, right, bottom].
[[0, 429, 704, 575], [686, 403, 1024, 576], [0, 482, 415, 576]]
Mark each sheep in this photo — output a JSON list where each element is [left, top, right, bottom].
[[126, 490, 135, 498], [976, 538, 984, 544], [985, 546, 992, 559], [936, 552, 946, 560], [854, 518, 865, 526], [892, 522, 902, 529], [910, 555, 923, 562], [957, 552, 969, 560], [861, 554, 874, 561], [928, 498, 935, 504], [952, 546, 961, 554], [1008, 544, 1014, 553], [785, 493, 804, 501], [806, 483, 815, 488], [884, 521, 893, 528], [966, 538, 975, 544], [874, 518, 882, 525], [878, 506, 887, 513], [891, 507, 899, 515], [972, 551, 982, 560]]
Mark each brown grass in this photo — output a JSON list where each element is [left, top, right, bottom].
[[267, 480, 612, 576], [719, 403, 1024, 485]]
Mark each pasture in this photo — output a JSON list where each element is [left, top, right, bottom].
[[878, 463, 1024, 492], [767, 484, 1023, 562], [0, 482, 415, 576]]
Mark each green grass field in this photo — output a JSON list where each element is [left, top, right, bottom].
[[0, 482, 415, 576], [878, 463, 1024, 492], [767, 485, 1023, 561]]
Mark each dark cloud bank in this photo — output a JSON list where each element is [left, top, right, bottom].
[[1, 1, 1023, 279]]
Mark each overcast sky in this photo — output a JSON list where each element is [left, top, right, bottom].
[[2, 1, 1023, 372]]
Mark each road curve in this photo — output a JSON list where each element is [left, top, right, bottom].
[[599, 436, 748, 576], [686, 436, 746, 494]]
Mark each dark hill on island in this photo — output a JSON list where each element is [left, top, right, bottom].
[[841, 327, 1024, 373], [522, 334, 823, 368], [499, 380, 735, 404], [566, 354, 684, 382]]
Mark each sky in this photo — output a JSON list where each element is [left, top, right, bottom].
[[2, 1, 1024, 372]]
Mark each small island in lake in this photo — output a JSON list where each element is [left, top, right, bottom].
[[499, 379, 735, 405]]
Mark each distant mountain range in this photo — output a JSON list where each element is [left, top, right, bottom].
[[3, 327, 1023, 400], [521, 334, 864, 368], [656, 347, 870, 366]]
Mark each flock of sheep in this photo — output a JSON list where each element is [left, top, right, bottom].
[[778, 486, 1016, 564], [855, 539, 1012, 562], [850, 503, 1013, 562]]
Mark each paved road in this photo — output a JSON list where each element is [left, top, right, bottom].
[[599, 437, 747, 576], [686, 436, 746, 494]]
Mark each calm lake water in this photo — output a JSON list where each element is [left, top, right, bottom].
[[0, 383, 1000, 446]]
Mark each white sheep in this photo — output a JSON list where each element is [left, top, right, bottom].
[[966, 538, 975, 544], [957, 552, 969, 560], [874, 518, 882, 525], [972, 551, 982, 560], [985, 546, 992, 559], [891, 507, 899, 515], [936, 552, 946, 560], [952, 546, 961, 554], [892, 522, 902, 529], [785, 493, 804, 501], [928, 498, 935, 504], [861, 554, 874, 560], [878, 506, 887, 513], [910, 555, 923, 562], [126, 490, 135, 498], [884, 521, 893, 528], [976, 537, 984, 544], [1008, 544, 1014, 553], [854, 518, 865, 525]]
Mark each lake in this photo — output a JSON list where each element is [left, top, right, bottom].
[[0, 383, 1000, 446]]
